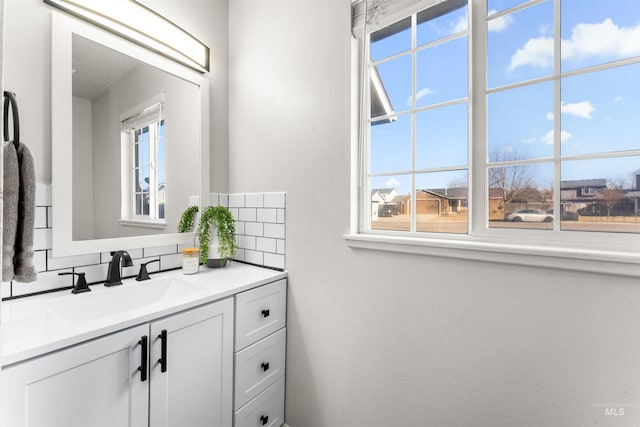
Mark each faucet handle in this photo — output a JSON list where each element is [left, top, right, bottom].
[[59, 272, 91, 294], [136, 259, 160, 281]]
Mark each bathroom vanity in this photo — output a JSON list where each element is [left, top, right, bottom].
[[1, 263, 287, 427]]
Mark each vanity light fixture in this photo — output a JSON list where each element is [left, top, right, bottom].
[[43, 0, 210, 73]]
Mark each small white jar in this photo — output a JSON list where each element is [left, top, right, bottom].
[[181, 248, 200, 274]]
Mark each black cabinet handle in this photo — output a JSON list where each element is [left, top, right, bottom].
[[261, 309, 270, 318], [260, 415, 269, 425], [261, 362, 270, 372], [138, 336, 148, 382], [158, 329, 167, 373]]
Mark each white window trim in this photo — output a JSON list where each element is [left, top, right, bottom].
[[347, 0, 640, 277], [120, 93, 165, 223]]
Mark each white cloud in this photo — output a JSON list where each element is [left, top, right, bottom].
[[487, 10, 513, 33], [613, 95, 623, 103], [508, 36, 553, 71], [522, 137, 537, 144], [561, 100, 595, 119], [452, 13, 468, 33], [407, 87, 435, 105], [509, 19, 640, 71], [546, 112, 554, 120], [541, 129, 572, 145], [384, 177, 400, 188]]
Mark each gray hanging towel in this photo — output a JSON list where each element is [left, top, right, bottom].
[[3, 142, 19, 282], [2, 91, 37, 283], [14, 141, 37, 282]]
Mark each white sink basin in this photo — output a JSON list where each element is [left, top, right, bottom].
[[48, 277, 206, 323]]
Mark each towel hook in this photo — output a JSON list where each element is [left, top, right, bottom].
[[3, 91, 20, 150]]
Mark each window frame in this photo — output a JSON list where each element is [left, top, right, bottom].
[[347, 0, 640, 277], [119, 94, 166, 228]]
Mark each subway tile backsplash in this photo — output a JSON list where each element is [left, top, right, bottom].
[[2, 186, 286, 300], [209, 192, 286, 271]]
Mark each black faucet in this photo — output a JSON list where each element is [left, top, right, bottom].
[[136, 259, 160, 281], [105, 250, 133, 287], [59, 271, 91, 294]]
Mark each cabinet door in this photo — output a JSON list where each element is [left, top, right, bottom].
[[1, 324, 149, 427], [149, 298, 234, 427]]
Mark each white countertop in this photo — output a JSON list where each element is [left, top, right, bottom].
[[1, 262, 286, 366]]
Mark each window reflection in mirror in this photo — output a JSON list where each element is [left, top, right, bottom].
[[71, 34, 200, 241]]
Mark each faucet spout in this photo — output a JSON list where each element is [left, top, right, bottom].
[[105, 250, 133, 287]]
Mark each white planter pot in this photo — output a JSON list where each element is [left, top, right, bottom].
[[206, 232, 227, 268]]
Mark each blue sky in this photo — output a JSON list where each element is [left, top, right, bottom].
[[369, 0, 640, 195]]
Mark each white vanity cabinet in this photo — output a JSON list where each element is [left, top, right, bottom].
[[1, 323, 151, 427], [234, 279, 287, 427], [1, 298, 233, 427]]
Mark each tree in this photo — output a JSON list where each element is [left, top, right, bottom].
[[601, 188, 624, 218], [487, 148, 536, 205]]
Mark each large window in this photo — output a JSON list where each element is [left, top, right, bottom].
[[121, 98, 166, 223], [355, 0, 640, 257]]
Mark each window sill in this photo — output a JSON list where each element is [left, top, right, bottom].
[[344, 233, 640, 278], [118, 219, 166, 229]]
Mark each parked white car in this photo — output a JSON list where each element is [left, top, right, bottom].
[[504, 209, 553, 222]]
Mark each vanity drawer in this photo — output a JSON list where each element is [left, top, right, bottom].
[[235, 328, 286, 410], [234, 377, 285, 427], [235, 279, 286, 350]]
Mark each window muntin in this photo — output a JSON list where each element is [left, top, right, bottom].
[[359, 0, 640, 244]]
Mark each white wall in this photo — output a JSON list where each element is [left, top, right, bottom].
[[71, 96, 94, 240], [229, 1, 640, 426]]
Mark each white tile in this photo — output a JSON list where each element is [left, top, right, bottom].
[[1, 282, 11, 298], [209, 193, 220, 206], [264, 253, 285, 270], [264, 192, 286, 208], [245, 222, 264, 237], [36, 182, 51, 206], [80, 263, 109, 285], [264, 223, 285, 239], [257, 208, 277, 223], [188, 194, 200, 207], [144, 245, 178, 257], [161, 253, 183, 270], [47, 253, 101, 271], [244, 250, 264, 266], [256, 237, 277, 253], [277, 209, 286, 224], [238, 235, 256, 250], [12, 269, 72, 296], [35, 207, 47, 228], [218, 194, 229, 207], [233, 248, 245, 262], [47, 207, 53, 228], [235, 221, 245, 235], [34, 250, 47, 272], [245, 193, 264, 208], [276, 239, 286, 255], [229, 193, 245, 208], [239, 208, 257, 222], [34, 228, 52, 251], [229, 208, 239, 220]]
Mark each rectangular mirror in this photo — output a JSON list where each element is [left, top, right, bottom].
[[52, 12, 209, 256]]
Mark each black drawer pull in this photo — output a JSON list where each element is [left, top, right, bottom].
[[261, 362, 270, 372], [137, 336, 148, 382], [158, 329, 168, 373], [261, 309, 270, 318], [260, 415, 269, 425]]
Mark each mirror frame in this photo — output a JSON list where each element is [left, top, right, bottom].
[[51, 11, 209, 257]]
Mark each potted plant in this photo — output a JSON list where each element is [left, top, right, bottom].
[[178, 205, 201, 273], [196, 205, 237, 267]]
